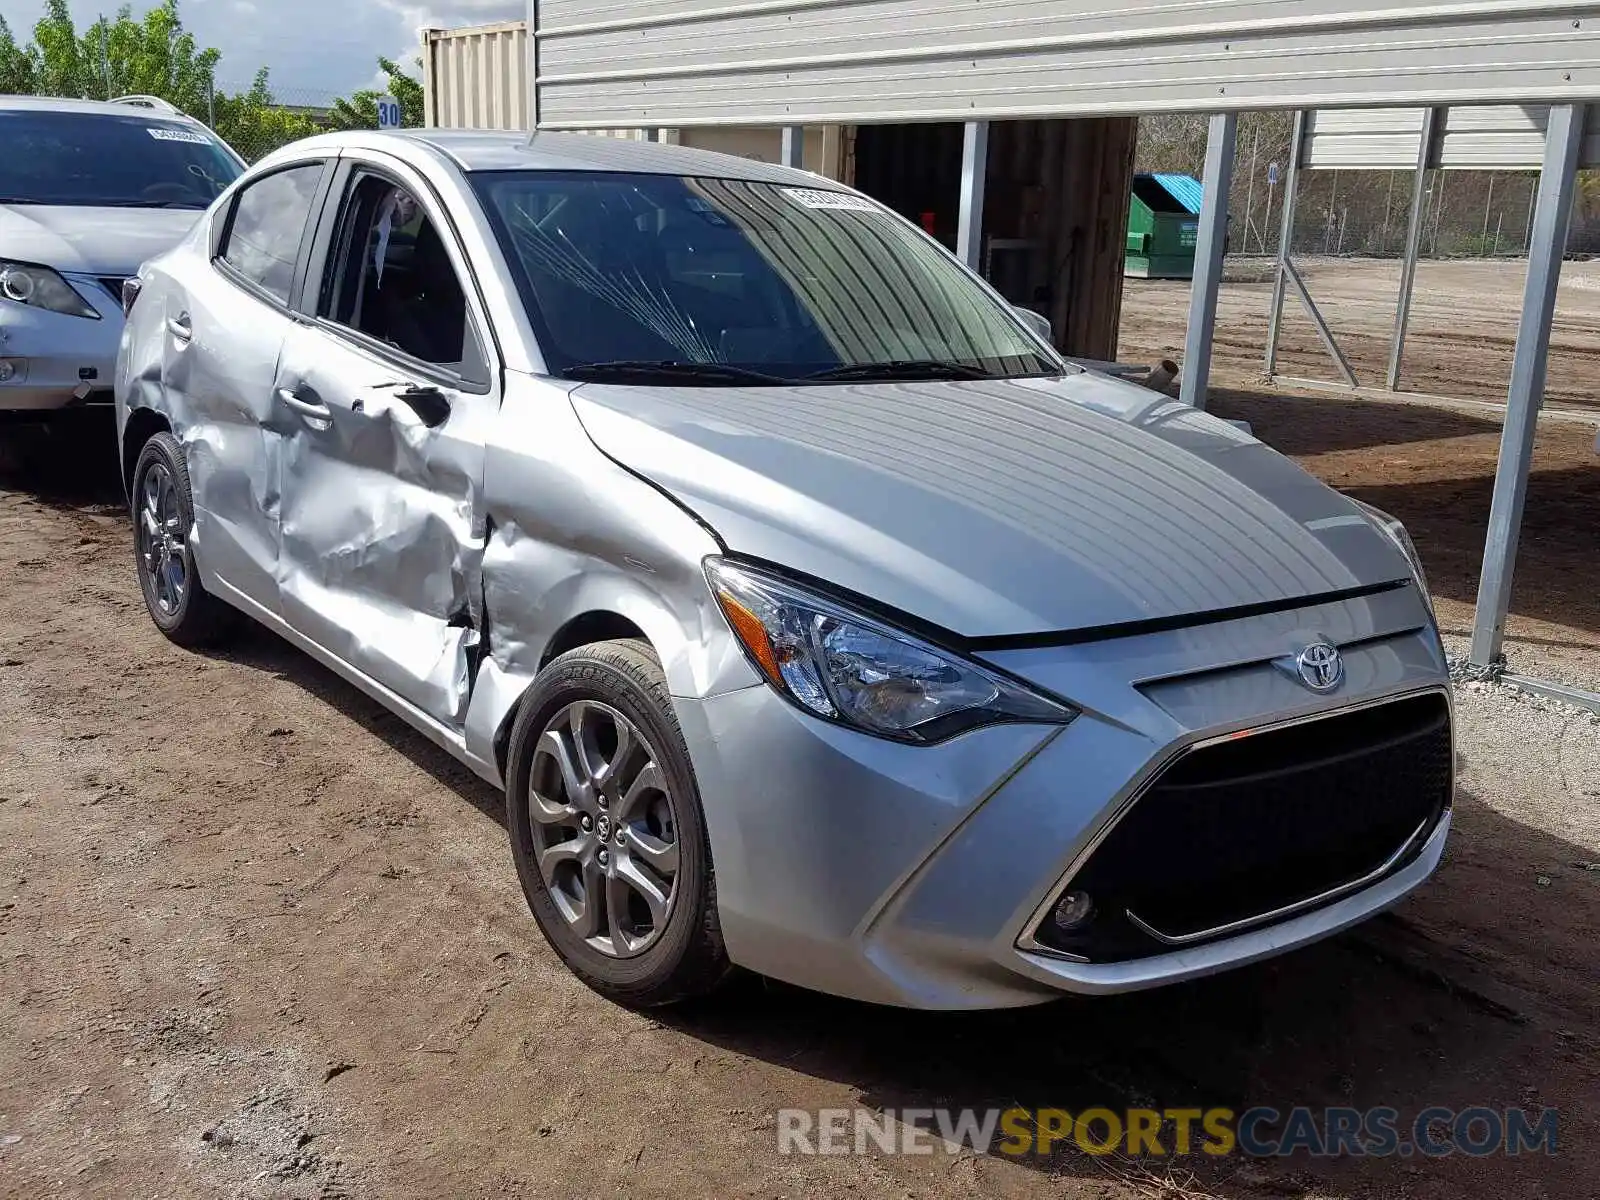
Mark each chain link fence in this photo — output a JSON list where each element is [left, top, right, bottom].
[[1138, 111, 1600, 261], [204, 79, 345, 164]]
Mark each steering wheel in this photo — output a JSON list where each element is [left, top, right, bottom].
[[141, 181, 201, 205]]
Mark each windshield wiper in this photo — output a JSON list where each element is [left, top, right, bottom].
[[563, 360, 788, 386], [804, 359, 995, 382]]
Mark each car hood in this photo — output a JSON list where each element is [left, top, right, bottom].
[[0, 204, 201, 276], [570, 372, 1414, 638]]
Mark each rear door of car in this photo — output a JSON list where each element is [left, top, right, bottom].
[[272, 149, 498, 732], [167, 156, 334, 613]]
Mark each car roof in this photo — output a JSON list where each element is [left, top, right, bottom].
[[0, 93, 206, 122], [278, 127, 838, 188]]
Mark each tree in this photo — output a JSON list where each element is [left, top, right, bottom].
[[25, 0, 216, 109], [327, 57, 425, 130], [0, 16, 39, 94], [209, 67, 321, 159], [2, 0, 323, 160]]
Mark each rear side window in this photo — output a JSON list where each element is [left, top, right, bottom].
[[221, 164, 325, 304]]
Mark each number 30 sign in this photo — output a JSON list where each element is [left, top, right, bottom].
[[377, 96, 403, 130]]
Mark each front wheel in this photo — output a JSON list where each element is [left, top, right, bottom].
[[131, 432, 235, 648], [505, 639, 730, 1007]]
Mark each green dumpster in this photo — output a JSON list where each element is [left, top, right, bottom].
[[1126, 173, 1202, 280]]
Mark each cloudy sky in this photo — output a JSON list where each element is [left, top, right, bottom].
[[1, 0, 524, 98]]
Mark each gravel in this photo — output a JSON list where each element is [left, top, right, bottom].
[[1443, 634, 1600, 855]]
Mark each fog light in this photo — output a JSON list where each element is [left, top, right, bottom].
[[0, 359, 19, 383], [1052, 890, 1095, 932]]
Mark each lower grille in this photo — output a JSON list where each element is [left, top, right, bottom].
[[1033, 693, 1452, 963]]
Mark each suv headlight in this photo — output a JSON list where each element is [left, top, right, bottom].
[[1352, 499, 1432, 614], [0, 260, 100, 319], [706, 558, 1077, 743]]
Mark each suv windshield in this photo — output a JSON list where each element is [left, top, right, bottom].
[[0, 109, 242, 209], [472, 171, 1062, 385]]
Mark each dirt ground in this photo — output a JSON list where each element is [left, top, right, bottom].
[[1119, 256, 1600, 414], [2, 360, 1598, 1198], [1119, 255, 1600, 684]]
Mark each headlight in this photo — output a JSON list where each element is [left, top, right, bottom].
[[0, 260, 100, 319], [705, 558, 1077, 743], [1352, 499, 1432, 613]]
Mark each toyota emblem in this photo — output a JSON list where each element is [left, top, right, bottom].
[[1295, 641, 1345, 693]]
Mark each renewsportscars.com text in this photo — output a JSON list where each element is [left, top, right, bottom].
[[777, 1106, 1558, 1159]]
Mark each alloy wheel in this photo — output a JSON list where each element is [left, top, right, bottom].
[[527, 700, 681, 958], [137, 462, 187, 616]]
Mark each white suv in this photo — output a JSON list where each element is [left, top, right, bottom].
[[0, 95, 242, 416]]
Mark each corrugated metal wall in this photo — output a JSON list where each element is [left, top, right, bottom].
[[423, 18, 846, 176], [1305, 104, 1600, 169], [423, 22, 530, 130], [531, 1, 1600, 129]]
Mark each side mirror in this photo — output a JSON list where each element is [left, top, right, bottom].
[[1011, 305, 1053, 343]]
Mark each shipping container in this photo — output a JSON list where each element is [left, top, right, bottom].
[[422, 21, 530, 130]]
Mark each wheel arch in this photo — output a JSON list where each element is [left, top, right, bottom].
[[466, 565, 757, 788], [488, 609, 651, 777], [488, 606, 667, 779], [121, 407, 172, 500], [538, 610, 649, 674]]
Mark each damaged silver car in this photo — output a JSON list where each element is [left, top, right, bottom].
[[116, 130, 1452, 1010]]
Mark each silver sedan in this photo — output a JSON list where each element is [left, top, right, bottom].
[[115, 130, 1452, 1009]]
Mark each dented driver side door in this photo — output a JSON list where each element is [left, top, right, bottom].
[[271, 153, 495, 731]]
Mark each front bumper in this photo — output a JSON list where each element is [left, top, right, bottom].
[[0, 274, 123, 411], [676, 582, 1452, 1009]]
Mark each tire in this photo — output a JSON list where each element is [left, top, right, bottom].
[[130, 432, 235, 648], [505, 639, 730, 1007]]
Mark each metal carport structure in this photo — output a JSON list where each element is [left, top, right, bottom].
[[525, 0, 1600, 707]]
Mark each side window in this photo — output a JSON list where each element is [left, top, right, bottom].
[[220, 163, 324, 304], [318, 171, 483, 380]]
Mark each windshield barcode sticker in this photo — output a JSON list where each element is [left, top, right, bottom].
[[781, 188, 879, 213], [148, 127, 211, 145]]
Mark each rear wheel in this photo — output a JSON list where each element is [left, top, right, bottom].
[[505, 639, 730, 1007], [131, 432, 235, 648]]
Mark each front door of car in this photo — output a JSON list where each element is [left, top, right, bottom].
[[169, 158, 331, 612], [273, 158, 498, 731]]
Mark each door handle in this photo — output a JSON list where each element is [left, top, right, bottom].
[[167, 313, 192, 342], [277, 387, 333, 423]]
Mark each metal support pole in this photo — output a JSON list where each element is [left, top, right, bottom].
[[1262, 177, 1276, 257], [1181, 112, 1237, 410], [1283, 260, 1359, 387], [1387, 107, 1443, 391], [1468, 103, 1583, 671], [1264, 110, 1305, 377], [1242, 125, 1260, 251], [956, 121, 990, 272], [781, 125, 804, 170]]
